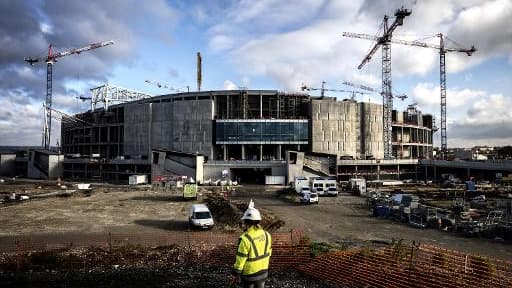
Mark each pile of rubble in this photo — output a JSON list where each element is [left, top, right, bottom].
[[205, 193, 285, 232]]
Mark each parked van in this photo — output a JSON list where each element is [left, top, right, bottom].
[[300, 190, 319, 204], [189, 204, 214, 229]]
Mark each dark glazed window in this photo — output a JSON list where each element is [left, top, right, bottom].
[[215, 121, 308, 143]]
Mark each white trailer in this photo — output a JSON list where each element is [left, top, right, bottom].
[[349, 178, 367, 196], [294, 176, 309, 193], [311, 177, 328, 196], [324, 177, 338, 196]]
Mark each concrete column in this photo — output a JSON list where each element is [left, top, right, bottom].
[[260, 94, 263, 118], [223, 144, 227, 161], [397, 164, 400, 180], [277, 144, 282, 160], [377, 165, 381, 180], [227, 95, 230, 118], [260, 144, 263, 161], [241, 144, 245, 160]]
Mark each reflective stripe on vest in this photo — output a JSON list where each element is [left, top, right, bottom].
[[243, 231, 270, 262]]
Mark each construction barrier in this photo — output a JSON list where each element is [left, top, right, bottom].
[[1, 230, 310, 271], [1, 231, 511, 287], [297, 241, 512, 288]]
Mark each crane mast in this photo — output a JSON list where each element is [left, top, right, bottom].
[[344, 7, 411, 159], [24, 40, 114, 150], [343, 31, 475, 159]]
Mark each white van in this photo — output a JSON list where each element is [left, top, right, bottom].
[[300, 190, 319, 204], [189, 204, 214, 229]]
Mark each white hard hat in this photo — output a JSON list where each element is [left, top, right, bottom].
[[241, 199, 262, 221]]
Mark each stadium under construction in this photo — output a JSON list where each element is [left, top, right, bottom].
[[53, 87, 436, 184]]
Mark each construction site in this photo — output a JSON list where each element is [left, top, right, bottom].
[[1, 4, 512, 288]]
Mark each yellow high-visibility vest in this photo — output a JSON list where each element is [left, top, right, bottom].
[[233, 226, 272, 276]]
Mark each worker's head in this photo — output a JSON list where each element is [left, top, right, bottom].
[[241, 199, 262, 226]]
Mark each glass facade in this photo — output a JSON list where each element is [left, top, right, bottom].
[[215, 120, 308, 144]]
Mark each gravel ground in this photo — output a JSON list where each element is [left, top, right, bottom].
[[1, 267, 336, 288]]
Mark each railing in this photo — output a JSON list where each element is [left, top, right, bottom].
[[420, 159, 512, 171]]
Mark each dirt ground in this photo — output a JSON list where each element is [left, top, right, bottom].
[[1, 180, 511, 261]]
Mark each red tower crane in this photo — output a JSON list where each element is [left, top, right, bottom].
[[342, 32, 476, 159], [24, 40, 114, 150]]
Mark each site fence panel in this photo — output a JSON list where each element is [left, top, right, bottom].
[[297, 242, 512, 288], [3, 232, 512, 287], [3, 230, 310, 271]]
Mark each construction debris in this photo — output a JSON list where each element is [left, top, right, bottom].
[[205, 193, 285, 232]]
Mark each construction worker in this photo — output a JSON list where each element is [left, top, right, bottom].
[[231, 200, 272, 288]]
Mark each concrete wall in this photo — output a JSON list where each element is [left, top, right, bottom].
[[166, 99, 213, 157], [0, 154, 16, 177], [286, 151, 305, 184], [151, 151, 204, 183], [124, 103, 152, 157], [27, 152, 63, 180], [361, 102, 384, 159], [125, 99, 213, 159], [311, 100, 360, 157]]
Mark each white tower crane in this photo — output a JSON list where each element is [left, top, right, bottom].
[[342, 32, 475, 159], [24, 40, 114, 150]]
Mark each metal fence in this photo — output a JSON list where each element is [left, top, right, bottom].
[[297, 241, 512, 288], [2, 231, 512, 288]]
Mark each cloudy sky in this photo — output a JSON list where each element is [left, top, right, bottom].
[[0, 0, 511, 148]]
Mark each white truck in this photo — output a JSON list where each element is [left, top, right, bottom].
[[325, 178, 338, 196], [311, 177, 327, 196], [294, 176, 309, 194]]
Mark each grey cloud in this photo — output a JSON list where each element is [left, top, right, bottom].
[[0, 0, 177, 145], [450, 122, 512, 140]]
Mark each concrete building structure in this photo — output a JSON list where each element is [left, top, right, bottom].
[[60, 89, 434, 183], [0, 152, 16, 177], [27, 150, 64, 180]]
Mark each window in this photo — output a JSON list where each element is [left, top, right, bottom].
[[215, 121, 308, 143]]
